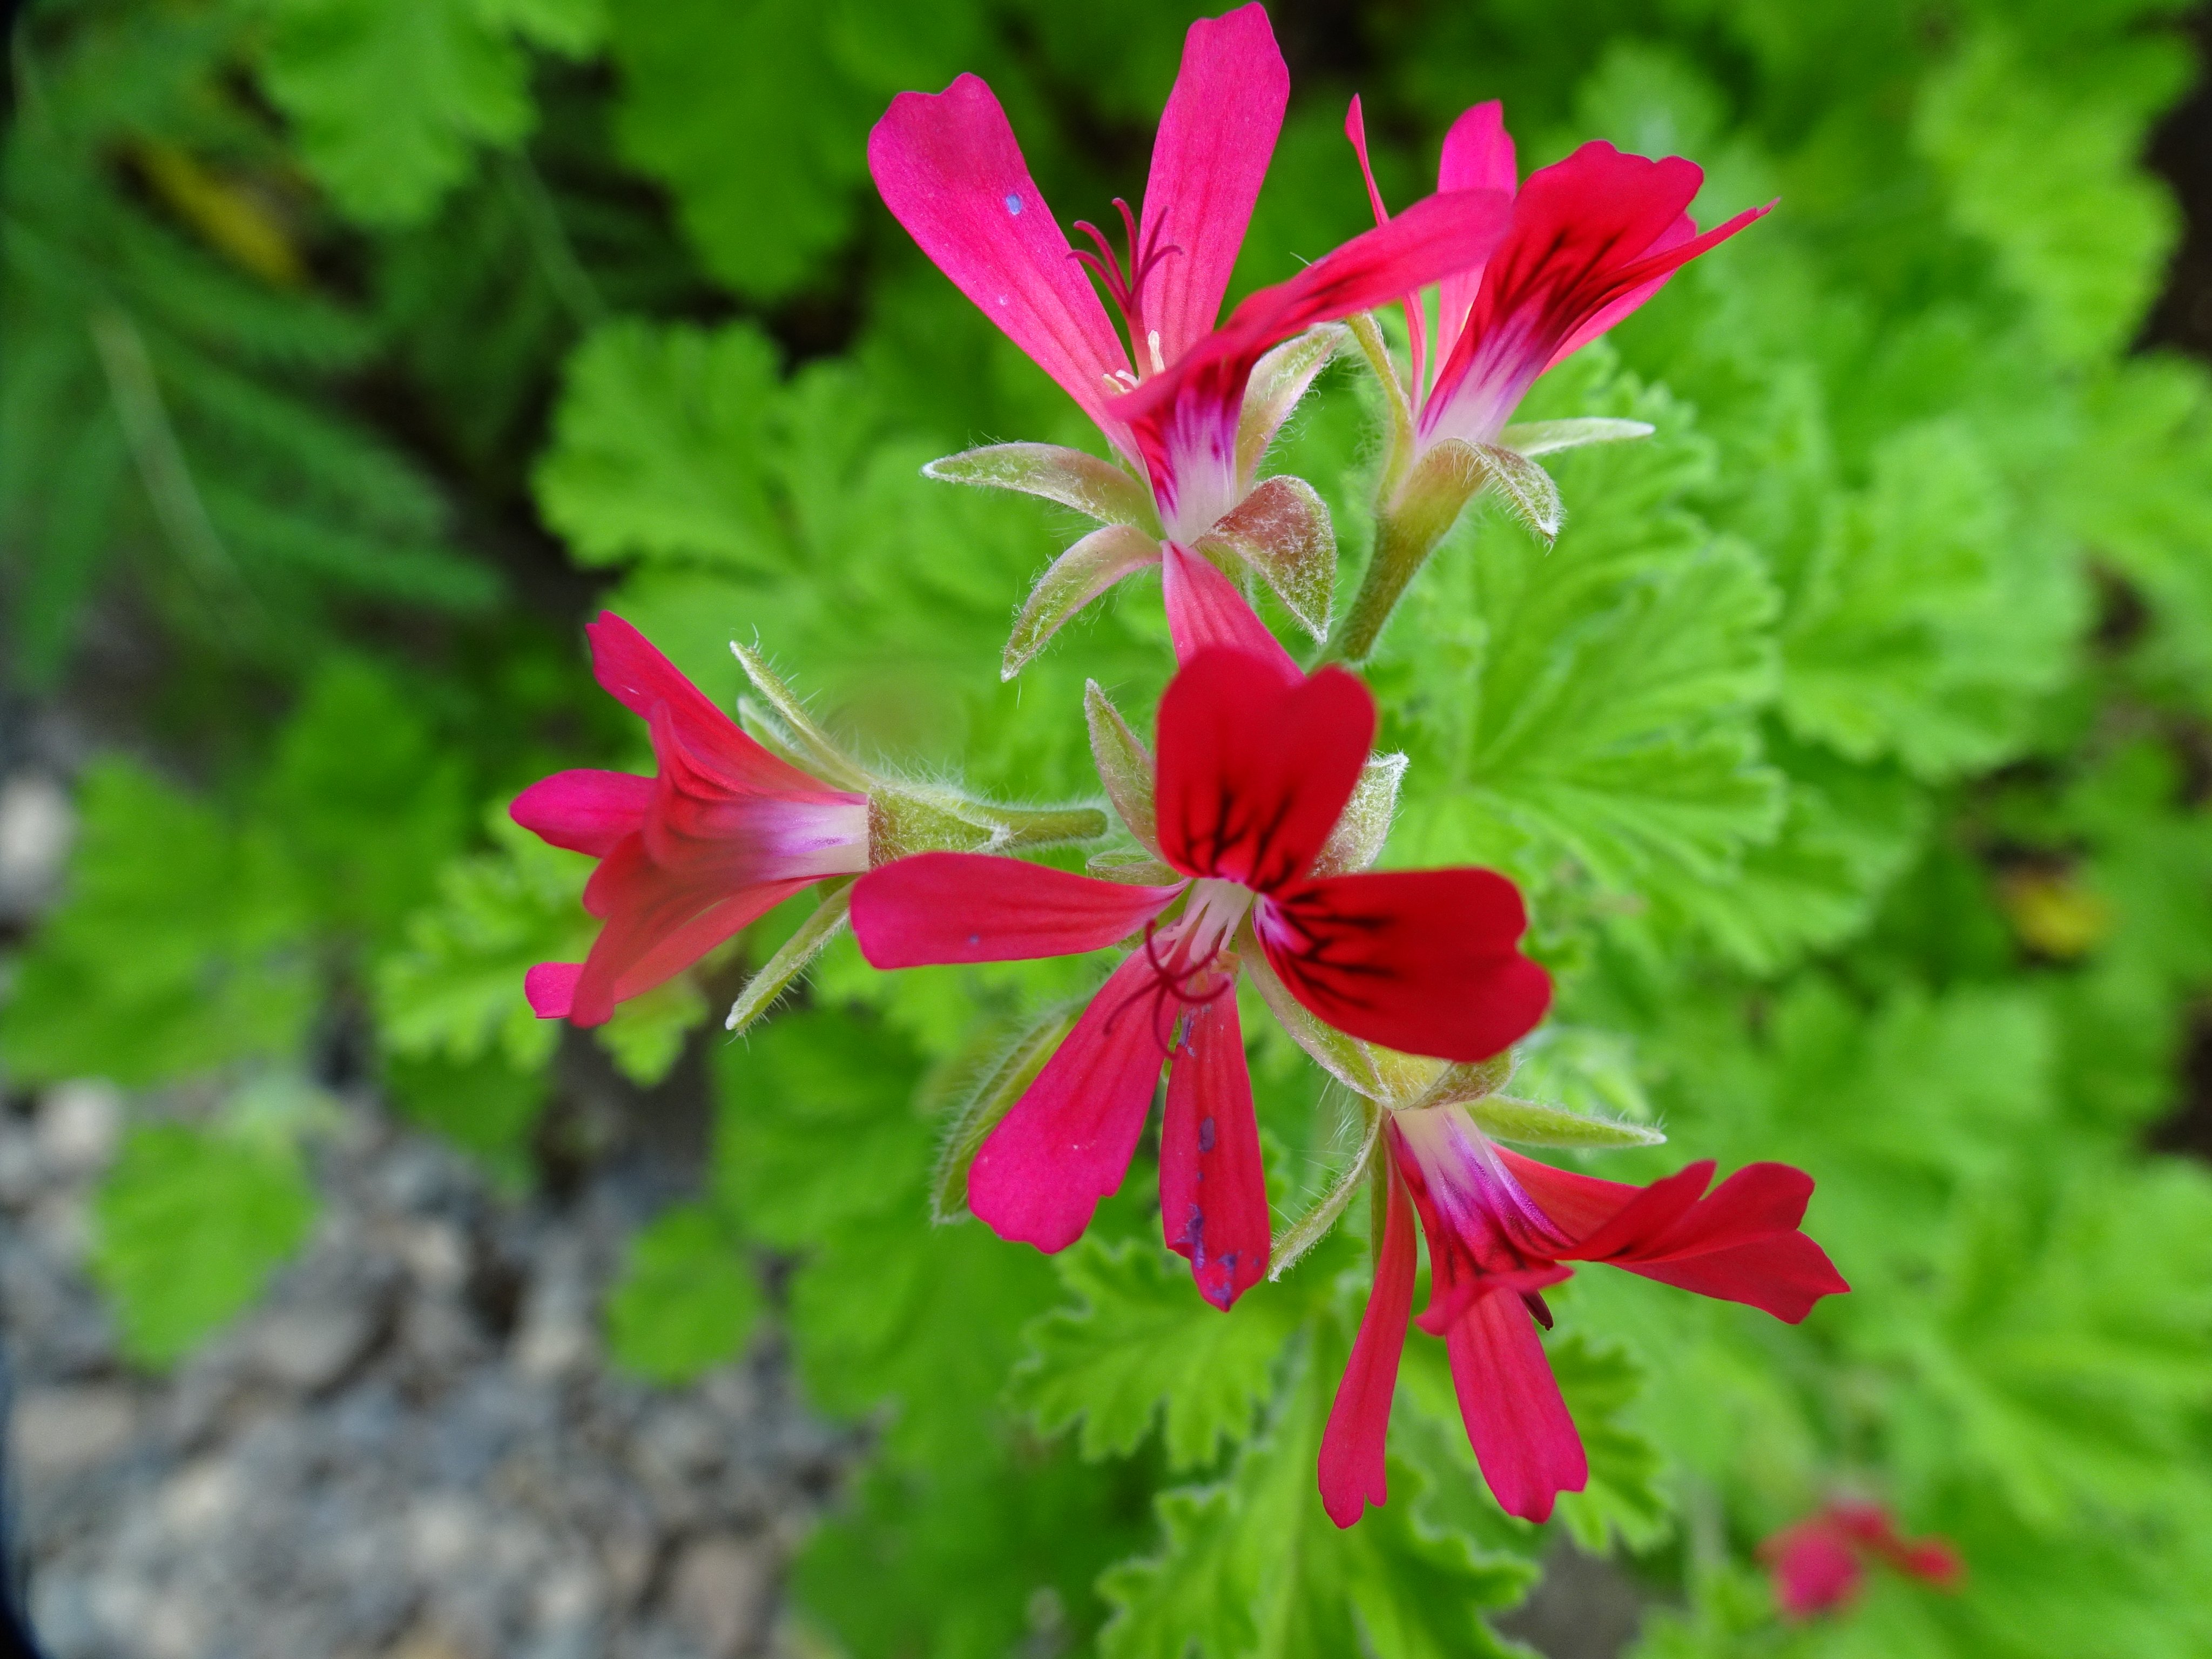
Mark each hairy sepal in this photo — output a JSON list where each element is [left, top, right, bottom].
[[1194, 475, 1336, 643], [1236, 323, 1345, 489], [1088, 847, 1181, 884], [1084, 680, 1159, 852], [930, 1003, 1082, 1223], [730, 641, 871, 791], [723, 880, 853, 1036], [924, 442, 1158, 532], [1468, 441, 1564, 543], [1270, 1092, 1381, 1280], [1308, 752, 1408, 876], [1405, 1051, 1516, 1110], [869, 785, 1107, 863], [1004, 523, 1162, 679], [1499, 417, 1655, 457], [1469, 1095, 1667, 1150]]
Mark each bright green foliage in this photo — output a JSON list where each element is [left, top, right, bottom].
[[90, 1121, 318, 1368], [1012, 1237, 1303, 1471], [2, 659, 468, 1087], [11, 0, 2212, 1654], [604, 1201, 761, 1382], [248, 0, 604, 226]]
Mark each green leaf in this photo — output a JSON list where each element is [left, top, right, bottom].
[[1099, 1328, 1534, 1659], [533, 319, 785, 570], [90, 1121, 318, 1369], [250, 0, 602, 227], [604, 1201, 761, 1383], [1012, 1238, 1301, 1472]]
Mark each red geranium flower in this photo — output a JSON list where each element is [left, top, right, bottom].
[[1761, 1500, 1963, 1618], [869, 5, 1511, 667], [850, 646, 1549, 1308], [1345, 96, 1771, 454], [1320, 1103, 1847, 1525], [511, 614, 869, 1028]]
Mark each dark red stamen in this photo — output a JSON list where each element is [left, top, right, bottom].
[[1066, 197, 1185, 369]]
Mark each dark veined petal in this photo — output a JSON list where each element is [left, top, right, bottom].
[[1318, 1157, 1418, 1527], [967, 951, 1170, 1252], [1154, 649, 1373, 891], [851, 852, 1183, 967], [1139, 3, 1287, 366], [1262, 867, 1550, 1062], [869, 74, 1133, 445], [1159, 993, 1269, 1308]]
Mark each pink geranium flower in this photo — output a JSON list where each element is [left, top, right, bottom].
[[511, 614, 871, 1028], [869, 5, 1512, 670], [849, 645, 1549, 1307], [1761, 1500, 1963, 1618], [1319, 1105, 1847, 1525]]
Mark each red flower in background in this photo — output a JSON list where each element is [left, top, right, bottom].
[[512, 614, 869, 1028], [1761, 1500, 1963, 1618], [1320, 1105, 1847, 1526], [1344, 96, 1770, 454], [851, 646, 1548, 1309]]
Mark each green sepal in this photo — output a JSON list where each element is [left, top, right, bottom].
[[867, 786, 1105, 864], [929, 1002, 1080, 1222], [1236, 323, 1345, 489], [1468, 1094, 1668, 1150], [923, 441, 1159, 532], [1405, 1051, 1515, 1110], [1309, 752, 1408, 876], [1085, 679, 1159, 851], [1088, 847, 1181, 884], [730, 639, 871, 791], [723, 879, 854, 1036], [1195, 475, 1336, 643], [1269, 1092, 1382, 1282], [1499, 416, 1655, 457], [1004, 522, 1162, 679], [1467, 441, 1564, 542]]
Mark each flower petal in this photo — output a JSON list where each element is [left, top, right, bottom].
[[1433, 101, 1516, 371], [1262, 868, 1552, 1061], [586, 613, 835, 799], [570, 835, 813, 1026], [1504, 1150, 1851, 1324], [524, 962, 582, 1020], [968, 950, 1169, 1251], [1111, 188, 1512, 534], [1444, 1288, 1587, 1523], [1139, 3, 1288, 366], [1155, 649, 1373, 890], [851, 851, 1182, 967], [1160, 540, 1303, 678], [510, 769, 653, 858], [1160, 993, 1269, 1309], [1764, 1519, 1866, 1618], [869, 74, 1132, 443], [1318, 1157, 1418, 1528]]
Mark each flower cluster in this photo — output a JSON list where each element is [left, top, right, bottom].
[[514, 3, 1854, 1535]]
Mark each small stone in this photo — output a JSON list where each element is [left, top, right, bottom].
[[249, 1304, 380, 1393], [666, 1533, 772, 1659], [9, 1384, 138, 1479], [158, 1458, 243, 1532], [36, 1080, 123, 1177], [406, 1494, 484, 1578], [0, 771, 74, 914]]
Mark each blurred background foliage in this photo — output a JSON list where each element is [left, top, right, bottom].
[[5, 0, 2212, 1654]]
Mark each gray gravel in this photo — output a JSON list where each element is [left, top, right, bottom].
[[1, 1082, 847, 1659]]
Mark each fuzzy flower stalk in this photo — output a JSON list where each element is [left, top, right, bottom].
[[868, 4, 1513, 675], [849, 643, 1550, 1308], [1331, 97, 1772, 661], [511, 613, 1104, 1033]]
